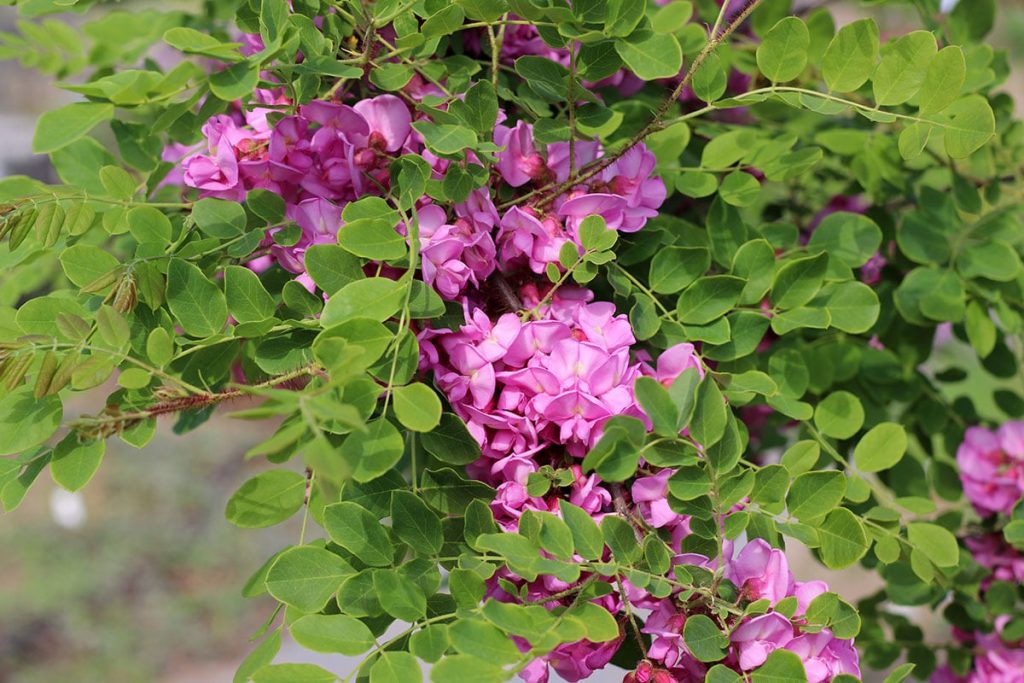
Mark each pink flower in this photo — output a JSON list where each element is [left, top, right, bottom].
[[632, 469, 679, 529], [567, 466, 612, 515], [599, 145, 666, 232], [731, 613, 795, 670], [965, 534, 1024, 586], [726, 539, 796, 605], [546, 637, 622, 682], [784, 630, 861, 683], [651, 343, 704, 386], [965, 630, 1024, 683], [495, 121, 549, 187], [957, 423, 1024, 516], [497, 206, 569, 274]]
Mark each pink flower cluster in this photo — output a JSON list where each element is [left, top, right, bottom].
[[934, 618, 1024, 683], [957, 422, 1024, 516], [167, 21, 861, 683], [178, 89, 665, 300], [636, 540, 859, 683]]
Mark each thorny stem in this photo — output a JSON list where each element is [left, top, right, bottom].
[[68, 363, 321, 436], [616, 574, 649, 658]]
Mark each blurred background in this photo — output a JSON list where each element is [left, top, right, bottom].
[[0, 1, 1022, 682]]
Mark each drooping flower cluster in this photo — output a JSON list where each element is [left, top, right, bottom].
[[167, 19, 861, 683], [957, 422, 1024, 517]]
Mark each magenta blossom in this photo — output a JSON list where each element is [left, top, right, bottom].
[[957, 422, 1024, 516]]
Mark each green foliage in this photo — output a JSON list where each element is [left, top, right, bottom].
[[1, 0, 1022, 681]]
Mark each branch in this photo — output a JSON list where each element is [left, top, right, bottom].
[[69, 363, 321, 438]]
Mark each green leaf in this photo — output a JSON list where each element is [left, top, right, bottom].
[[965, 301, 997, 358], [706, 665, 742, 683], [60, 244, 120, 290], [787, 471, 846, 521], [806, 212, 882, 268], [907, 522, 959, 568], [233, 632, 281, 683], [757, 17, 810, 83], [818, 508, 869, 569], [448, 618, 521, 665], [943, 95, 995, 159], [421, 4, 465, 38], [324, 501, 394, 566], [252, 664, 337, 683], [683, 614, 728, 662], [166, 258, 228, 337], [781, 441, 819, 475], [692, 52, 727, 103], [719, 171, 761, 207], [391, 490, 443, 555], [649, 247, 710, 294], [690, 376, 728, 448], [871, 31, 937, 106], [751, 649, 807, 683], [1004, 520, 1024, 549], [290, 614, 375, 655], [321, 278, 404, 326], [614, 33, 682, 80], [569, 602, 620, 642], [33, 102, 114, 154], [772, 253, 828, 310], [884, 664, 916, 683], [822, 19, 879, 93], [192, 197, 247, 237], [412, 122, 477, 156], [420, 413, 481, 465], [226, 469, 306, 528], [854, 423, 907, 472], [373, 568, 427, 621], [559, 500, 604, 560], [0, 387, 62, 456], [957, 240, 1021, 282], [430, 655, 505, 683], [898, 122, 934, 161], [209, 61, 259, 101], [677, 276, 745, 325], [50, 435, 105, 492], [225, 266, 276, 323], [918, 45, 966, 115], [265, 546, 354, 612], [146, 327, 174, 367], [411, 624, 450, 663], [369, 63, 413, 91], [825, 281, 880, 334], [536, 511, 575, 560], [452, 81, 498, 133], [305, 244, 364, 295], [339, 419, 407, 483], [393, 382, 442, 432], [99, 165, 135, 200], [814, 391, 865, 440], [338, 218, 405, 260], [420, 468, 494, 514], [164, 27, 244, 61], [634, 376, 679, 437], [370, 652, 421, 683]]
